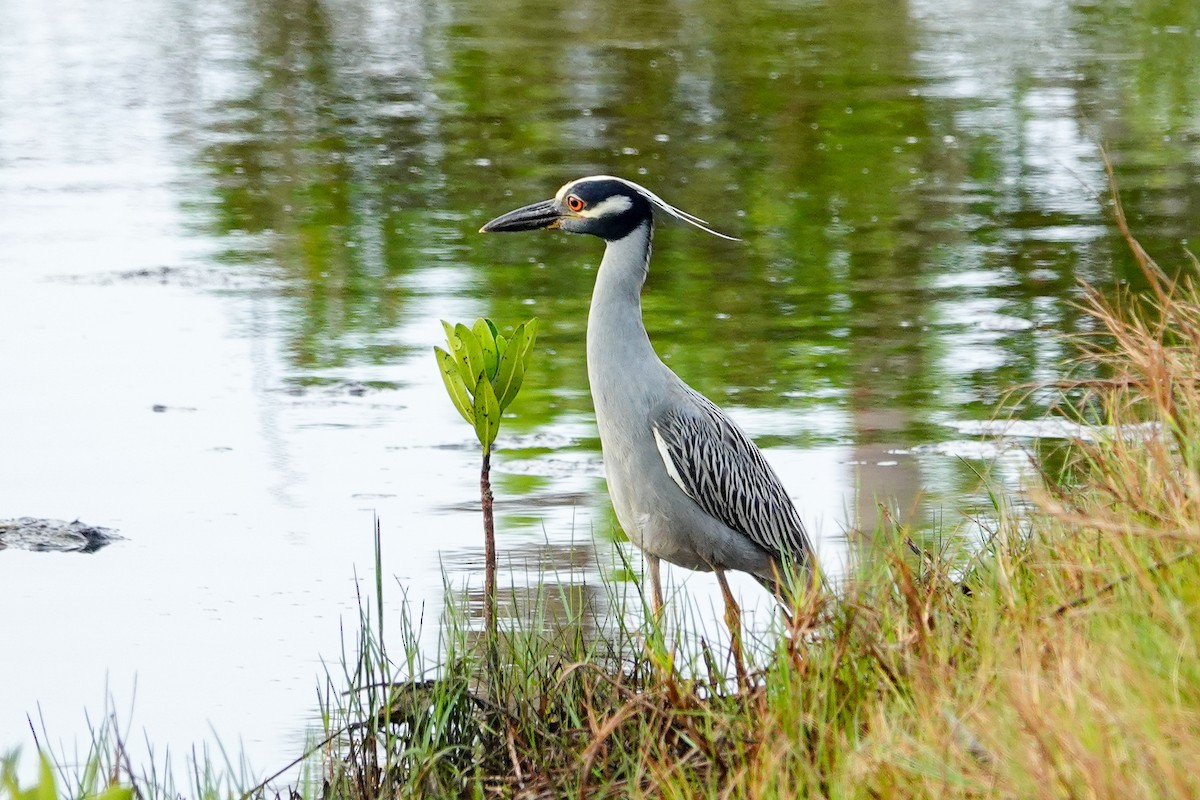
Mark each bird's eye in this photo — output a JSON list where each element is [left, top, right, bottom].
[[566, 195, 585, 213]]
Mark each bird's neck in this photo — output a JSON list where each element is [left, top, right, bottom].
[[586, 222, 659, 376]]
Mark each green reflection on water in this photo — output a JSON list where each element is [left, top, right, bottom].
[[188, 0, 1200, 529]]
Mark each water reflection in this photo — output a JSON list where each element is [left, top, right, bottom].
[[451, 542, 604, 628], [2, 0, 1199, 779]]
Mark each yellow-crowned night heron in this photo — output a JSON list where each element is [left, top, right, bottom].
[[481, 176, 817, 672]]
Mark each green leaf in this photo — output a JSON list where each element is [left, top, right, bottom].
[[0, 757, 21, 800], [484, 318, 499, 339], [441, 320, 471, 381], [494, 323, 527, 411], [473, 375, 501, 454], [521, 317, 539, 365], [95, 786, 134, 800], [434, 347, 475, 425], [498, 359, 526, 412], [495, 334, 508, 358], [454, 323, 487, 385], [441, 320, 462, 356], [472, 318, 499, 381], [35, 755, 56, 800]]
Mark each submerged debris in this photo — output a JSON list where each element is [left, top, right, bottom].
[[0, 517, 121, 553]]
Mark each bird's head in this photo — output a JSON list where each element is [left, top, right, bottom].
[[479, 175, 738, 243]]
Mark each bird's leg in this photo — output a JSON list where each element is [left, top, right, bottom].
[[641, 555, 677, 687], [715, 569, 749, 690], [768, 562, 795, 628], [646, 554, 664, 619]]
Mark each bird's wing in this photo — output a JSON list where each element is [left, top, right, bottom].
[[650, 388, 813, 567]]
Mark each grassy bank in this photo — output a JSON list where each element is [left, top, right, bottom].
[[306, 209, 1200, 798], [8, 213, 1199, 799]]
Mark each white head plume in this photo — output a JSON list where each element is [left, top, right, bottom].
[[562, 175, 741, 242]]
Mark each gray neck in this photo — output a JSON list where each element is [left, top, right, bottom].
[[586, 222, 659, 379]]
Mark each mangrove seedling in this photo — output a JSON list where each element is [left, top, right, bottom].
[[433, 317, 538, 634]]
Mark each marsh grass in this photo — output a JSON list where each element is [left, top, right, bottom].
[[14, 695, 260, 800], [302, 208, 1200, 798]]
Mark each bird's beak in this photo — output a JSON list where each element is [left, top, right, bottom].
[[479, 198, 562, 234]]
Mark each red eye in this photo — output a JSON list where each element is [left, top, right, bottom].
[[566, 195, 585, 212]]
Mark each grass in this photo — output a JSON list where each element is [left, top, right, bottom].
[[7, 194, 1200, 799], [303, 188, 1200, 798], [287, 193, 1200, 797]]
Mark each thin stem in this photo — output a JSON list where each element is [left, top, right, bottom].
[[481, 449, 496, 639]]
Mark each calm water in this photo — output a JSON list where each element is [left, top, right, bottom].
[[2, 0, 1198, 781]]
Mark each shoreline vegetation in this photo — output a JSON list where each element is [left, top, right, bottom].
[[7, 189, 1200, 799]]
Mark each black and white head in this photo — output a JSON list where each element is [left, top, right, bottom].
[[479, 175, 737, 243]]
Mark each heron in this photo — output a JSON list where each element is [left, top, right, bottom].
[[480, 175, 818, 678]]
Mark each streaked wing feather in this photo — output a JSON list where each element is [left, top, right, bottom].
[[651, 388, 813, 566]]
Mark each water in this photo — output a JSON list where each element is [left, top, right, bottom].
[[1, 0, 1198, 781]]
